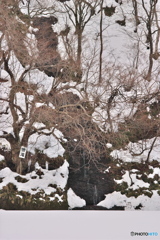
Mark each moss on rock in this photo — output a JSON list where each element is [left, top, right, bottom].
[[0, 183, 68, 210]]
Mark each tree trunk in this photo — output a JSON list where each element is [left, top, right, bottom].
[[146, 27, 153, 81], [132, 0, 140, 32], [99, 0, 104, 83], [77, 29, 82, 69], [11, 145, 22, 174], [16, 159, 22, 175]]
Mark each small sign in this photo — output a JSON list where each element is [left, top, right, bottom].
[[19, 146, 27, 158]]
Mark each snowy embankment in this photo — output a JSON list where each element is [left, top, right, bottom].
[[0, 160, 69, 196], [0, 162, 86, 209], [97, 137, 160, 210], [98, 191, 160, 211], [111, 137, 160, 163]]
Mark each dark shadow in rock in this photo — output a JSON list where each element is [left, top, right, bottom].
[[72, 205, 124, 210], [68, 165, 115, 205], [32, 16, 61, 78]]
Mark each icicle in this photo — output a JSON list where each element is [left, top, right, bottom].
[[28, 160, 31, 172]]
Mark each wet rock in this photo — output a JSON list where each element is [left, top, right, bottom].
[[72, 205, 124, 210], [57, 0, 71, 2], [68, 166, 115, 205], [104, 6, 116, 17], [32, 16, 61, 78], [36, 153, 64, 170], [58, 95, 115, 206], [115, 0, 122, 4], [15, 176, 29, 183], [32, 16, 58, 28], [116, 18, 126, 26]]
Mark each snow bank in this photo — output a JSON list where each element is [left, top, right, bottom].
[[111, 137, 160, 162], [98, 191, 160, 211], [67, 188, 86, 209], [28, 133, 65, 158], [0, 160, 69, 195]]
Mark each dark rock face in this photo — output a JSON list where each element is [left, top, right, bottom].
[[66, 140, 114, 206], [104, 6, 116, 17], [51, 92, 80, 108], [72, 205, 124, 210], [53, 92, 115, 206], [36, 153, 64, 171], [116, 18, 126, 26], [57, 0, 71, 2], [68, 164, 115, 205], [0, 150, 16, 172], [32, 16, 81, 83], [32, 16, 58, 28], [32, 16, 61, 77], [115, 0, 122, 4]]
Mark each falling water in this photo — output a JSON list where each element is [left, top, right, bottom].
[[27, 160, 31, 172], [93, 184, 98, 205], [45, 161, 49, 170]]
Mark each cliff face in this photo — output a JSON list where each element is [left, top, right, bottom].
[[32, 16, 61, 77], [68, 165, 114, 205]]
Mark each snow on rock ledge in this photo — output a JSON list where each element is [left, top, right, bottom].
[[67, 188, 86, 209], [97, 191, 160, 211], [0, 160, 69, 195]]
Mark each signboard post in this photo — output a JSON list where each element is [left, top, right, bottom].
[[19, 146, 27, 159]]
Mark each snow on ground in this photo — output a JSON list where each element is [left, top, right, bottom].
[[114, 171, 150, 190], [67, 188, 86, 209], [129, 174, 150, 190], [111, 137, 160, 163], [82, 0, 160, 132], [25, 69, 53, 94], [18, 0, 160, 135], [98, 190, 160, 211], [0, 160, 69, 195], [114, 171, 132, 186], [148, 167, 160, 179]]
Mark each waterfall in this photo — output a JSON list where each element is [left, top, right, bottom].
[[45, 161, 49, 170], [93, 184, 98, 205], [83, 151, 86, 178], [27, 160, 31, 172]]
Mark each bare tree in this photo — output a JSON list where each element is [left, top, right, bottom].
[[132, 0, 140, 32], [141, 0, 159, 80], [1, 0, 160, 176], [58, 0, 100, 80], [98, 0, 104, 83], [0, 0, 60, 173], [0, 0, 107, 174]]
